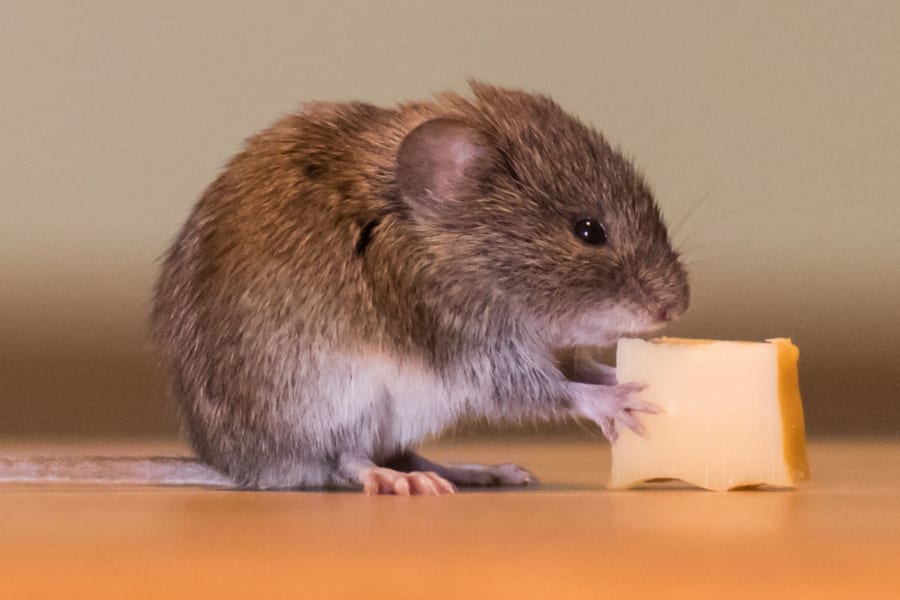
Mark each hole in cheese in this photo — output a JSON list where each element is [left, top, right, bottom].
[[608, 337, 810, 491]]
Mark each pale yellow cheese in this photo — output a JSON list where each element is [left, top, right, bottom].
[[608, 337, 810, 491]]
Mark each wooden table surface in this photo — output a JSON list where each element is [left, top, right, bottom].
[[1, 437, 898, 599]]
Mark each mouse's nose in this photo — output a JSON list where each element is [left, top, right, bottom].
[[653, 297, 687, 323]]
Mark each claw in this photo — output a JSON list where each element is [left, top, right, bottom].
[[567, 381, 657, 442], [627, 398, 661, 414], [600, 417, 617, 442], [618, 409, 644, 435]]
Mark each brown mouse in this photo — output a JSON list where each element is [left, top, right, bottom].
[[149, 81, 689, 494], [0, 82, 689, 494]]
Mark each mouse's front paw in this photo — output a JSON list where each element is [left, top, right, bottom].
[[566, 381, 658, 442]]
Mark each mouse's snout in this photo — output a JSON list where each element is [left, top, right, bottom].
[[655, 292, 688, 323], [641, 295, 686, 328], [656, 307, 675, 323], [626, 258, 690, 327], [659, 262, 691, 323]]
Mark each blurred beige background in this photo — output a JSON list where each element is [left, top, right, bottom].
[[1, 1, 897, 438]]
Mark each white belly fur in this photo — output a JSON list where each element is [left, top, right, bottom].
[[338, 350, 475, 452]]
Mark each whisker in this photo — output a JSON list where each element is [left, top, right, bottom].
[[678, 241, 736, 258], [680, 255, 731, 269], [674, 203, 749, 253], [669, 185, 717, 240]]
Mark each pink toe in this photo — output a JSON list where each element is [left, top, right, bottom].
[[393, 477, 410, 496]]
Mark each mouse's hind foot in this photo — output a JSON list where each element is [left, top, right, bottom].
[[358, 466, 455, 496], [385, 451, 533, 488], [338, 455, 455, 495]]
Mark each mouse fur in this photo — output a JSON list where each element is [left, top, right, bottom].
[[150, 81, 690, 492]]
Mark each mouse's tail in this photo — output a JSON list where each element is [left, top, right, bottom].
[[0, 456, 233, 487]]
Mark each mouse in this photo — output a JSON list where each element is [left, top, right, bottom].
[[1, 82, 689, 494]]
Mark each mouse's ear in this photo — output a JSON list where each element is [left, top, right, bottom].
[[396, 118, 497, 207]]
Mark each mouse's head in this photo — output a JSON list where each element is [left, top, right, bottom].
[[395, 82, 689, 346]]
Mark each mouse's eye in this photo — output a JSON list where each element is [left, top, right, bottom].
[[573, 218, 608, 245]]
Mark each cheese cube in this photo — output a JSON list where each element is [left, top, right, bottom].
[[608, 337, 810, 491]]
